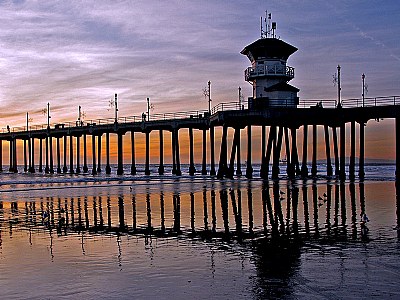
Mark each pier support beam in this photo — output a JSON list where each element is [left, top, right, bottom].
[[39, 138, 43, 173], [340, 123, 346, 180], [174, 129, 181, 176], [76, 136, 81, 174], [56, 137, 61, 173], [172, 130, 176, 175], [397, 117, 400, 180], [23, 139, 27, 172], [359, 122, 365, 179], [236, 128, 242, 176], [332, 127, 340, 176], [49, 136, 54, 173], [130, 131, 136, 175], [105, 133, 111, 174], [284, 127, 292, 178], [349, 121, 356, 180], [158, 130, 164, 175], [245, 125, 253, 179], [13, 139, 17, 173], [301, 125, 308, 177], [217, 125, 228, 179], [69, 135, 74, 174], [311, 125, 317, 177], [291, 128, 300, 175], [45, 137, 49, 173], [189, 128, 196, 176], [145, 131, 150, 175], [63, 135, 68, 173], [92, 135, 97, 175], [324, 125, 333, 176], [83, 134, 88, 173], [29, 138, 35, 173], [227, 128, 239, 179], [0, 140, 2, 172], [210, 126, 216, 176], [117, 133, 123, 175], [260, 126, 267, 178], [201, 129, 207, 175], [97, 135, 102, 173], [9, 140, 13, 172], [264, 126, 275, 179]]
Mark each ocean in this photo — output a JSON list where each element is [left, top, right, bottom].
[[0, 163, 399, 299]]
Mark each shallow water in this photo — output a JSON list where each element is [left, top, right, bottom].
[[0, 164, 399, 299]]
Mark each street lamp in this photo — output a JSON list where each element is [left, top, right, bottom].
[[203, 81, 212, 114], [146, 97, 154, 121], [362, 73, 365, 107], [109, 93, 118, 123], [42, 103, 51, 128], [78, 106, 86, 126]]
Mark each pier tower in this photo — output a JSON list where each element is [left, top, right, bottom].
[[241, 17, 299, 108]]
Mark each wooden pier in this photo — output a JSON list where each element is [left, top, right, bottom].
[[0, 96, 399, 180]]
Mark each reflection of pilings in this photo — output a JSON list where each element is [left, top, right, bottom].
[[70, 197, 74, 227], [332, 127, 339, 176], [340, 182, 347, 229], [272, 182, 284, 233], [229, 189, 241, 235], [107, 196, 111, 229], [145, 131, 150, 175], [245, 125, 253, 179], [189, 128, 196, 176], [202, 129, 207, 175], [311, 125, 317, 177], [272, 126, 283, 179], [261, 182, 268, 235], [291, 128, 300, 175], [324, 125, 333, 176], [131, 131, 136, 175], [312, 181, 319, 235], [190, 192, 195, 232], [220, 190, 230, 235], [349, 182, 357, 238], [264, 183, 278, 237], [173, 194, 181, 233], [93, 197, 98, 228], [97, 134, 102, 173], [209, 126, 216, 176], [158, 130, 164, 175], [292, 185, 299, 236], [146, 192, 151, 231], [84, 196, 89, 229], [160, 192, 165, 232], [203, 188, 209, 231], [285, 182, 292, 235], [106, 132, 111, 174], [132, 194, 136, 231], [302, 182, 310, 236], [118, 196, 125, 230], [99, 196, 104, 228], [349, 121, 355, 180], [247, 183, 254, 234], [359, 122, 365, 178], [325, 183, 332, 235], [211, 189, 216, 232]]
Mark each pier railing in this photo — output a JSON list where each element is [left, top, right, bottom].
[[3, 95, 400, 134]]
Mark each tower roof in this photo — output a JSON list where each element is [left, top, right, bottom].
[[264, 82, 299, 93], [241, 38, 297, 62]]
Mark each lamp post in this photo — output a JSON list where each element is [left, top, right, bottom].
[[203, 81, 212, 114], [362, 73, 365, 107], [47, 102, 51, 128]]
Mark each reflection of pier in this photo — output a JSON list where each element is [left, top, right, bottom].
[[0, 181, 375, 243]]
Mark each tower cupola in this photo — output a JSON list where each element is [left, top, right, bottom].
[[241, 15, 299, 109]]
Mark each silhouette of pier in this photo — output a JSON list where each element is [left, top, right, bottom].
[[0, 95, 399, 180]]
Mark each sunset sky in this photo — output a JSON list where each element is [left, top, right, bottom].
[[0, 0, 399, 163]]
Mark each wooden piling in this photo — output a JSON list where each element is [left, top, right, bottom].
[[272, 126, 283, 179], [245, 125, 253, 179], [264, 126, 275, 179], [56, 137, 61, 173], [324, 125, 333, 176], [284, 127, 292, 178], [117, 133, 123, 175], [332, 127, 340, 176], [260, 126, 267, 178], [210, 126, 216, 176], [23, 139, 27, 172], [349, 121, 355, 180], [92, 135, 97, 175], [340, 123, 346, 180], [9, 140, 13, 172], [105, 132, 111, 174], [49, 136, 54, 173], [0, 140, 2, 172], [69, 135, 74, 174], [145, 131, 150, 175], [171, 130, 176, 175], [189, 127, 196, 176], [228, 128, 238, 179], [158, 130, 164, 175], [97, 134, 102, 173], [217, 125, 228, 178], [76, 136, 80, 174], [174, 130, 181, 176], [396, 117, 400, 180], [301, 125, 308, 177], [291, 128, 300, 175], [311, 124, 317, 177], [63, 135, 67, 173], [359, 122, 365, 179], [201, 129, 207, 175], [39, 138, 43, 173], [30, 138, 35, 173], [131, 131, 137, 175], [83, 134, 88, 173], [236, 128, 242, 176]]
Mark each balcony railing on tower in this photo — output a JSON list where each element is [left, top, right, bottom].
[[245, 65, 294, 81]]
